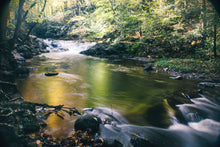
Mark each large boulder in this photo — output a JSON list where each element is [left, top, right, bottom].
[[74, 114, 101, 135], [80, 43, 129, 58]]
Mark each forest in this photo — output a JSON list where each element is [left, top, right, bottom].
[[1, 0, 219, 56], [0, 0, 220, 146], [0, 0, 219, 74]]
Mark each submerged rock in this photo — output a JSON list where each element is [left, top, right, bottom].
[[74, 114, 102, 134]]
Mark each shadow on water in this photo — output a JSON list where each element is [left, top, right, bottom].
[[15, 39, 220, 146]]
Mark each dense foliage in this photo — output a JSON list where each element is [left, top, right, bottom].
[[2, 0, 220, 59], [31, 0, 220, 59]]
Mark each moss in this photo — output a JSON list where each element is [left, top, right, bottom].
[[143, 103, 171, 128], [155, 58, 218, 74]]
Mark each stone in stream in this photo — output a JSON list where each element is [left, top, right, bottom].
[[51, 41, 58, 48], [44, 73, 59, 76], [143, 64, 153, 71], [74, 114, 102, 135], [58, 47, 69, 52], [170, 76, 182, 80]]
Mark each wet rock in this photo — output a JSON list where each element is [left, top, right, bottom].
[[103, 138, 123, 147], [185, 112, 203, 122], [0, 126, 20, 147], [21, 114, 40, 134], [144, 64, 153, 71], [84, 107, 129, 125], [0, 81, 17, 96], [170, 76, 182, 80], [143, 103, 171, 128], [74, 114, 102, 134], [14, 66, 29, 78], [36, 38, 48, 49], [16, 45, 31, 59], [45, 72, 59, 76], [198, 82, 220, 89], [40, 49, 50, 53], [216, 134, 220, 147], [130, 136, 154, 147], [12, 50, 25, 63], [80, 43, 128, 58], [58, 48, 69, 51], [29, 35, 37, 40], [51, 41, 58, 48], [39, 120, 47, 128]]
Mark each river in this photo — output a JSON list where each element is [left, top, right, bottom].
[[16, 39, 220, 146]]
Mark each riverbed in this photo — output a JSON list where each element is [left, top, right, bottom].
[[16, 39, 220, 146]]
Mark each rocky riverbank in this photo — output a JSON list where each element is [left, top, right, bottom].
[[0, 38, 126, 146], [1, 38, 219, 146], [80, 42, 220, 82], [0, 36, 77, 146]]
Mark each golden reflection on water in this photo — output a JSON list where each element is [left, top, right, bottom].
[[45, 77, 64, 105], [91, 62, 109, 97], [16, 53, 199, 138], [17, 73, 87, 137], [45, 114, 76, 137]]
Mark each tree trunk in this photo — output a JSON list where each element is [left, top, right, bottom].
[[22, 0, 47, 44], [64, 1, 68, 11], [108, 0, 116, 15], [0, 0, 11, 41], [22, 2, 37, 22], [201, 0, 207, 43], [12, 0, 25, 47], [213, 11, 217, 58]]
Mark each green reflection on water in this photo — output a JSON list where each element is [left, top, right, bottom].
[[16, 55, 198, 136]]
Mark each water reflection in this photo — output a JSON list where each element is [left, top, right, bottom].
[[16, 40, 199, 137], [45, 114, 76, 137]]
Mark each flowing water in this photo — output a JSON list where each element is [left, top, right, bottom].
[[16, 39, 220, 146]]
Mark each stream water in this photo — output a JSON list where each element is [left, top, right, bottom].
[[16, 39, 220, 146]]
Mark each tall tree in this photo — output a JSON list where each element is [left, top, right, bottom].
[[12, 0, 25, 46], [201, 0, 207, 43], [0, 0, 11, 42], [22, 0, 47, 43], [213, 11, 217, 58]]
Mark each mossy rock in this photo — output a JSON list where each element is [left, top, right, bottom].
[[143, 103, 171, 128], [74, 114, 102, 135]]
